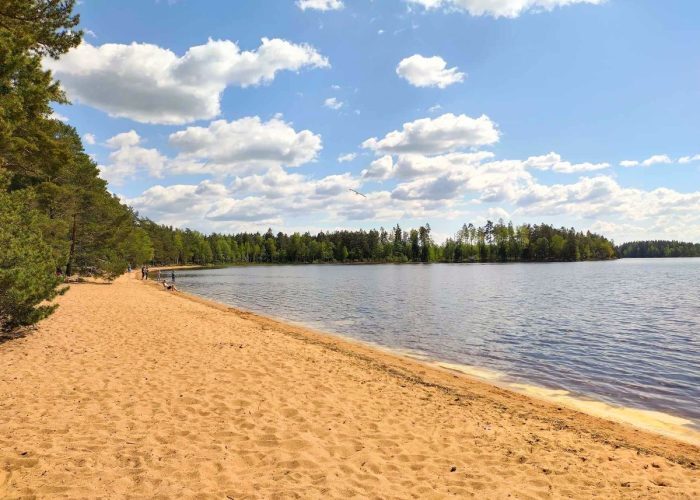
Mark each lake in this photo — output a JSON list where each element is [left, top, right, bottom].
[[170, 259, 700, 426]]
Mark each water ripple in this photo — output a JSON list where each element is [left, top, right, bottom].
[[175, 259, 700, 424]]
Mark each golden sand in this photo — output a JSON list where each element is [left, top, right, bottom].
[[0, 273, 698, 498]]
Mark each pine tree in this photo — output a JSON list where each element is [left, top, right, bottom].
[[0, 172, 65, 330]]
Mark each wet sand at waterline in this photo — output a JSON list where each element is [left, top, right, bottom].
[[0, 274, 698, 498]]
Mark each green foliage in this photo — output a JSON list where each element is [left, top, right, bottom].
[[617, 240, 700, 258], [0, 175, 65, 330], [0, 0, 155, 330], [141, 219, 617, 266], [0, 0, 81, 57]]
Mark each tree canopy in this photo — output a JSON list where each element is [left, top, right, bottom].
[[617, 241, 700, 258], [140, 219, 617, 266], [0, 0, 152, 330]]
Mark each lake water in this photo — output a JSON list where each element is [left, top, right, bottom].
[[171, 259, 700, 426]]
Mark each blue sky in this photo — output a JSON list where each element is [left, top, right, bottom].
[[48, 0, 700, 242]]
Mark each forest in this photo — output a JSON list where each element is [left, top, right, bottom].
[[617, 241, 700, 258], [140, 219, 618, 265], [1, 1, 153, 330]]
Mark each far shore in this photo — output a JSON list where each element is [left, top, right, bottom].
[[0, 273, 698, 497]]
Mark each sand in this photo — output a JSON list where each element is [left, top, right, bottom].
[[0, 273, 698, 498]]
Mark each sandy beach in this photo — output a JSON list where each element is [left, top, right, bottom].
[[0, 274, 698, 498]]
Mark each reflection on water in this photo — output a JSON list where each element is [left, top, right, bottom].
[[175, 259, 700, 426]]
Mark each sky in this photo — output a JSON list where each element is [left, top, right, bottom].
[[47, 0, 700, 243]]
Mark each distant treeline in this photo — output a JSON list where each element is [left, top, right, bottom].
[[617, 241, 700, 258], [141, 219, 617, 265]]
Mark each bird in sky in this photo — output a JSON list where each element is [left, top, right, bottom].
[[349, 188, 367, 198]]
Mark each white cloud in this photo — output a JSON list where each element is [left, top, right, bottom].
[[362, 113, 499, 155], [168, 116, 322, 176], [406, 0, 604, 19], [513, 175, 700, 233], [362, 155, 395, 180], [392, 151, 496, 179], [390, 156, 532, 203], [621, 155, 673, 168], [106, 130, 141, 149], [428, 104, 442, 113], [45, 39, 329, 124], [679, 154, 700, 164], [396, 55, 465, 88], [297, 0, 344, 11], [110, 109, 699, 242], [338, 153, 357, 162], [82, 133, 96, 145], [641, 154, 672, 167], [324, 97, 344, 110], [100, 131, 167, 185], [392, 175, 466, 201], [120, 138, 700, 243], [523, 152, 609, 173]]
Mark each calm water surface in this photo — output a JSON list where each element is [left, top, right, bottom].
[[173, 259, 700, 424]]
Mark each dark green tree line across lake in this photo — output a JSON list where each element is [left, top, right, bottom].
[[140, 220, 617, 266], [0, 1, 697, 332], [617, 241, 700, 258]]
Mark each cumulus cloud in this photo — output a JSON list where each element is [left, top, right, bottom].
[[111, 109, 700, 242], [297, 0, 344, 11], [406, 0, 604, 18], [362, 113, 499, 155], [513, 175, 700, 227], [362, 155, 395, 180], [168, 116, 322, 175], [45, 39, 329, 124], [82, 133, 96, 145], [324, 97, 344, 110], [391, 151, 495, 179], [392, 175, 466, 201], [390, 156, 533, 203], [121, 139, 700, 243], [99, 131, 167, 185], [396, 55, 465, 88], [619, 160, 639, 168]]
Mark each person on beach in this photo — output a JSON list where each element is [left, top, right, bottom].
[[161, 280, 178, 292], [171, 270, 175, 283], [141, 266, 146, 280]]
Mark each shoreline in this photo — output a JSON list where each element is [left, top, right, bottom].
[[163, 279, 700, 448], [153, 268, 700, 447], [1, 273, 698, 497]]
